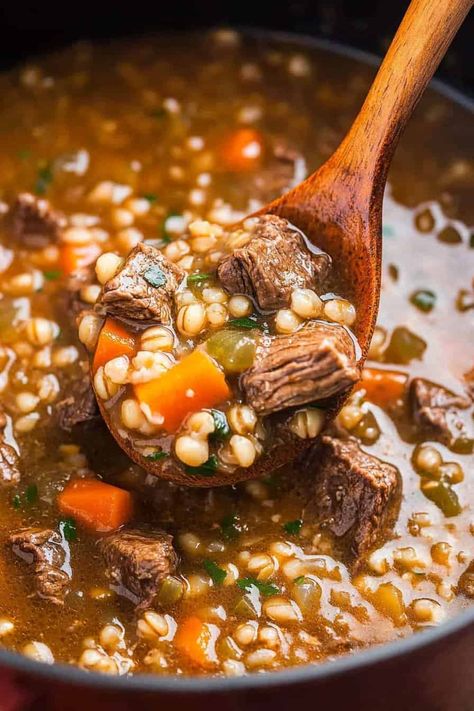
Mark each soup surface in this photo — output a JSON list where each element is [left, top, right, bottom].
[[0, 30, 473, 677]]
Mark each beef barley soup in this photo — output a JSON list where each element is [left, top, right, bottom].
[[0, 30, 472, 677]]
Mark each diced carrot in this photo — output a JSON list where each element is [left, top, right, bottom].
[[135, 349, 230, 433], [356, 367, 408, 407], [220, 128, 264, 171], [59, 243, 102, 275], [174, 616, 216, 669], [93, 317, 137, 372], [57, 479, 133, 533]]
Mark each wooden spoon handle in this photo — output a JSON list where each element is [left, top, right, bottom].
[[336, 0, 472, 201]]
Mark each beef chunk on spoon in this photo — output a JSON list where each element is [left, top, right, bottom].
[[218, 215, 331, 310], [242, 322, 359, 416], [96, 242, 185, 324]]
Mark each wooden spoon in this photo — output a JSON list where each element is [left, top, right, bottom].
[[95, 0, 471, 486]]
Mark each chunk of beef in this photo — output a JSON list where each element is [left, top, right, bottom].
[[457, 560, 474, 598], [99, 529, 178, 609], [10, 193, 66, 248], [217, 215, 331, 310], [409, 378, 470, 445], [10, 528, 69, 604], [305, 436, 400, 562], [0, 409, 20, 485], [242, 322, 358, 416], [56, 374, 99, 430], [97, 243, 185, 323]]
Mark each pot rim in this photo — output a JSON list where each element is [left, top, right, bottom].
[[0, 26, 472, 693]]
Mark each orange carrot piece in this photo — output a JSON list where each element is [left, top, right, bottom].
[[220, 128, 264, 171], [175, 616, 215, 669], [356, 367, 408, 407], [59, 243, 102, 275], [57, 479, 133, 533], [93, 317, 137, 372], [135, 350, 230, 433]]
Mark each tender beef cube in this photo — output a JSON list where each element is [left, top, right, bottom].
[[242, 322, 359, 416], [305, 437, 400, 561], [0, 409, 20, 485], [457, 561, 474, 598], [56, 374, 99, 430], [409, 378, 470, 445], [10, 192, 66, 248], [97, 243, 185, 323], [99, 529, 178, 609], [10, 528, 69, 604], [217, 215, 331, 310]]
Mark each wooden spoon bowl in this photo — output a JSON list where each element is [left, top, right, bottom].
[[94, 0, 471, 486]]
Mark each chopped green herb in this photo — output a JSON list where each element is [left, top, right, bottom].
[[142, 193, 158, 204], [228, 317, 263, 331], [294, 575, 306, 585], [203, 559, 227, 585], [144, 266, 167, 288], [220, 514, 241, 540], [150, 108, 167, 120], [410, 289, 436, 313], [185, 454, 218, 477], [382, 224, 395, 238], [187, 273, 211, 285], [25, 484, 38, 505], [60, 517, 77, 542], [236, 577, 280, 597], [210, 409, 230, 441], [11, 494, 21, 510], [34, 163, 53, 195], [145, 450, 169, 462], [43, 269, 62, 281], [283, 519, 303, 536], [17, 149, 32, 161]]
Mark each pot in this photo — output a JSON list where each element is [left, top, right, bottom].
[[0, 2, 472, 709]]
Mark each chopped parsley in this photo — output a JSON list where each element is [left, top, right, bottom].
[[210, 409, 230, 441], [145, 450, 168, 462], [150, 108, 167, 120], [17, 149, 32, 161], [236, 577, 280, 597], [410, 289, 436, 313], [283, 519, 303, 536], [142, 193, 158, 204], [382, 224, 395, 238], [59, 517, 77, 542], [228, 317, 263, 330], [293, 575, 306, 585], [43, 269, 62, 281], [25, 484, 38, 505], [12, 484, 38, 509], [220, 514, 241, 541], [184, 454, 218, 477], [34, 163, 53, 195], [187, 272, 211, 285], [144, 266, 167, 288], [203, 559, 227, 585]]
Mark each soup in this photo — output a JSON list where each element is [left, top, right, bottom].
[[0, 30, 472, 677]]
